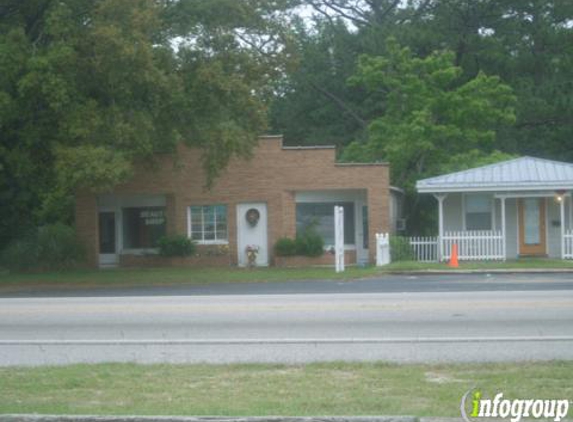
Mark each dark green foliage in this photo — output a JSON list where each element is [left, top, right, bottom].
[[0, 230, 38, 272], [341, 38, 516, 192], [36, 224, 86, 269], [274, 230, 325, 258], [274, 237, 298, 257], [270, 0, 573, 234], [1, 224, 85, 271], [295, 229, 325, 258], [158, 235, 196, 257], [389, 236, 415, 262], [272, 0, 573, 162], [0, 0, 293, 249]]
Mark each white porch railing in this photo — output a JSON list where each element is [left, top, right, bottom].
[[442, 230, 504, 261], [564, 229, 573, 259]]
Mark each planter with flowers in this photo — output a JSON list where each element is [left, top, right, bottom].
[[245, 244, 260, 267]]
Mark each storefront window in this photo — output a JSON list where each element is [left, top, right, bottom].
[[296, 202, 355, 246], [122, 207, 166, 249]]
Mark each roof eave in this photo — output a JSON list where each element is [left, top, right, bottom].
[[416, 184, 573, 194]]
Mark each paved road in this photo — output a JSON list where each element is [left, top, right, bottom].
[[3, 272, 573, 298], [1, 281, 572, 365]]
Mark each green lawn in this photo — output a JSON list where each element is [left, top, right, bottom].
[[0, 266, 382, 292], [1, 258, 572, 293], [384, 258, 573, 271], [0, 361, 571, 416]]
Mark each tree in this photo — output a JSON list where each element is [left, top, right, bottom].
[[0, 0, 292, 248], [270, 18, 369, 147], [340, 39, 516, 232], [342, 39, 516, 186], [391, 0, 573, 161], [272, 0, 572, 159], [270, 1, 410, 146]]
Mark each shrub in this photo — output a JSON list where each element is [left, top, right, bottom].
[[158, 234, 196, 257], [295, 229, 324, 257], [36, 223, 86, 270], [0, 233, 38, 272], [389, 236, 414, 261], [274, 237, 297, 256], [1, 224, 85, 272], [274, 229, 325, 258]]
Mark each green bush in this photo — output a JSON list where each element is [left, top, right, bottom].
[[1, 224, 85, 272], [36, 223, 86, 269], [0, 233, 38, 272], [295, 229, 324, 257], [389, 236, 414, 261], [158, 234, 196, 257], [274, 237, 297, 256], [274, 229, 325, 258]]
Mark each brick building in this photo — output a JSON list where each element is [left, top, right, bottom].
[[76, 136, 396, 268]]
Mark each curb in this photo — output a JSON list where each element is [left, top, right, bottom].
[[0, 416, 419, 422], [381, 268, 573, 275]]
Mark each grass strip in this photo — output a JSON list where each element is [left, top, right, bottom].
[[1, 258, 572, 293], [0, 361, 571, 416]]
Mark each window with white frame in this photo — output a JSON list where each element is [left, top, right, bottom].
[[188, 205, 228, 243], [465, 194, 492, 230]]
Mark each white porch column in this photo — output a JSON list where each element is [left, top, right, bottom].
[[560, 196, 566, 260], [500, 197, 506, 261], [569, 196, 573, 232], [434, 193, 447, 262]]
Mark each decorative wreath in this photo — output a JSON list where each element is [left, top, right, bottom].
[[245, 208, 260, 227]]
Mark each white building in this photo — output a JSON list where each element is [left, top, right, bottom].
[[416, 156, 573, 260]]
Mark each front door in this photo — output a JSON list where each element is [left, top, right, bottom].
[[98, 211, 118, 267], [518, 198, 546, 256], [236, 203, 269, 267]]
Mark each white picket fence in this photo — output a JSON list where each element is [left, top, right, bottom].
[[409, 236, 439, 262], [375, 230, 505, 265], [564, 229, 573, 259], [442, 230, 504, 261]]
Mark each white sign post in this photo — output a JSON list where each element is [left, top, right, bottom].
[[376, 233, 391, 266], [334, 205, 345, 272]]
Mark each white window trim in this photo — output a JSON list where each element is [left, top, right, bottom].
[[187, 205, 229, 245], [324, 244, 357, 251], [121, 248, 159, 255], [463, 193, 495, 231], [194, 240, 229, 246]]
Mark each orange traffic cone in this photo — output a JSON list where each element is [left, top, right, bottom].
[[448, 243, 459, 268]]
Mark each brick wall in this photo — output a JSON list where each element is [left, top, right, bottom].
[[274, 250, 357, 267], [120, 254, 231, 268], [76, 136, 390, 267]]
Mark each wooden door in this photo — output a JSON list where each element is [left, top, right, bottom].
[[518, 198, 546, 256]]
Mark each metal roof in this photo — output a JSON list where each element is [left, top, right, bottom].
[[416, 156, 573, 193]]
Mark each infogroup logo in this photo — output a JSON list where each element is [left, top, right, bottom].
[[461, 389, 570, 422]]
